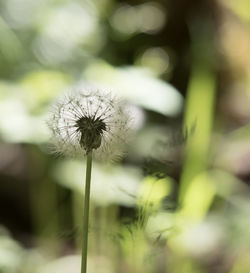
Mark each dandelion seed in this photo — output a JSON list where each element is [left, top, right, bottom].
[[47, 88, 132, 160]]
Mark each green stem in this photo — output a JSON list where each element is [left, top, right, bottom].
[[81, 151, 93, 273]]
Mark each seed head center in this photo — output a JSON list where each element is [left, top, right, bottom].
[[76, 116, 107, 153]]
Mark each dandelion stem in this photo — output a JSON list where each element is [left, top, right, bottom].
[[81, 151, 92, 273]]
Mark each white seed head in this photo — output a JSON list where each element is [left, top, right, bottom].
[[47, 88, 132, 161]]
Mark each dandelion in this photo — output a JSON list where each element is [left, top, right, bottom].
[[47, 87, 132, 273], [48, 88, 131, 160]]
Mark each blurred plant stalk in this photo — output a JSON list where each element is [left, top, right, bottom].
[[179, 20, 217, 221], [168, 20, 217, 260]]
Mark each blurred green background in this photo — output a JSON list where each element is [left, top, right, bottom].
[[1, 0, 250, 272]]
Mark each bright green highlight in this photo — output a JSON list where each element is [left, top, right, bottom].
[[225, 0, 250, 23], [21, 70, 71, 106], [179, 172, 216, 221], [138, 176, 172, 211], [179, 64, 216, 203]]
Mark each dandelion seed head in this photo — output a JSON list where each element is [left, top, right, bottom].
[[47, 88, 132, 160]]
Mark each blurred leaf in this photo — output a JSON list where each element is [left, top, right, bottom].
[[0, 95, 49, 143], [53, 159, 141, 206], [83, 60, 183, 116], [0, 17, 23, 63], [0, 227, 25, 273], [138, 176, 172, 212], [20, 70, 71, 110]]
